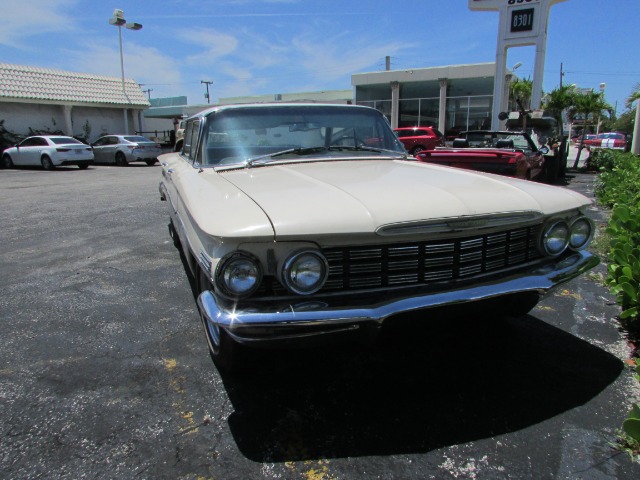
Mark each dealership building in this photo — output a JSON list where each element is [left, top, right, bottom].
[[140, 62, 514, 140], [353, 62, 512, 135]]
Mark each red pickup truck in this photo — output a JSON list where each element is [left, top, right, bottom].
[[415, 130, 549, 181]]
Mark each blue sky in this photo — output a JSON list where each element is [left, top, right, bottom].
[[1, 0, 638, 115]]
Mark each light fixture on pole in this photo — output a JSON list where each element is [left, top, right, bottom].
[[201, 80, 213, 104], [511, 62, 523, 72], [109, 9, 142, 134]]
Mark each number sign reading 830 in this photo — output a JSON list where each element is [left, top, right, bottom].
[[511, 8, 534, 32]]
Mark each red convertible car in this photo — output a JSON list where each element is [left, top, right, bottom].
[[415, 130, 549, 181]]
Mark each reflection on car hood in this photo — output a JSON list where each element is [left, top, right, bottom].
[[208, 159, 590, 239]]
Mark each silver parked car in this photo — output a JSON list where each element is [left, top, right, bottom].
[[2, 135, 94, 170], [91, 135, 162, 166]]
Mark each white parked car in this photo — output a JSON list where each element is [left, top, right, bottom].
[[158, 103, 599, 371], [2, 135, 94, 170], [91, 135, 162, 166]]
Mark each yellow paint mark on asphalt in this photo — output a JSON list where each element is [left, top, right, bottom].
[[163, 358, 177, 370], [536, 305, 555, 312], [558, 289, 582, 300], [178, 410, 199, 435], [304, 465, 334, 480], [162, 358, 199, 435]]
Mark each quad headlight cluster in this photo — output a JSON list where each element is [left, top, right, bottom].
[[215, 252, 262, 297], [215, 249, 329, 299], [282, 250, 329, 295], [541, 215, 594, 256]]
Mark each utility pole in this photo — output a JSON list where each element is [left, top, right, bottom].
[[560, 62, 563, 88], [201, 80, 213, 104], [142, 88, 153, 100]]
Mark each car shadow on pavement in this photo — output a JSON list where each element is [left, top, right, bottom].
[[220, 311, 623, 462], [172, 230, 622, 463]]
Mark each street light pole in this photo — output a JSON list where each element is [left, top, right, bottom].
[[109, 9, 142, 134]]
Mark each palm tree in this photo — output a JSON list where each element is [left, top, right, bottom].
[[567, 91, 612, 168], [508, 77, 533, 131], [542, 85, 577, 179], [543, 85, 576, 132], [510, 77, 533, 111], [627, 83, 640, 155]]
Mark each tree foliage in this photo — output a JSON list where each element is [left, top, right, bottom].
[[510, 77, 533, 110], [567, 91, 612, 168]]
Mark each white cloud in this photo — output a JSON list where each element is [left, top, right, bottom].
[[0, 0, 78, 48], [181, 28, 239, 66]]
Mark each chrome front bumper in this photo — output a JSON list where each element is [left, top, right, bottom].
[[197, 251, 599, 344]]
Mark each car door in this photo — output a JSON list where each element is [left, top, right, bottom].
[[16, 137, 46, 166], [92, 136, 118, 163], [91, 137, 108, 162], [162, 119, 201, 248]]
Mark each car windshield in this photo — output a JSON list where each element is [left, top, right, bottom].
[[200, 105, 405, 166], [465, 132, 534, 152], [50, 137, 83, 145]]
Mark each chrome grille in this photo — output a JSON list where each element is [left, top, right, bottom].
[[321, 224, 543, 291]]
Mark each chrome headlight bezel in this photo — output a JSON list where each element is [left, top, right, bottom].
[[568, 216, 595, 251], [541, 220, 570, 256], [282, 249, 329, 295], [215, 251, 263, 298]]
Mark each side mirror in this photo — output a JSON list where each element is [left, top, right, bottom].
[[539, 146, 549, 155]]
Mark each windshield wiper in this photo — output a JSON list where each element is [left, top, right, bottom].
[[329, 145, 408, 159], [245, 146, 328, 168]]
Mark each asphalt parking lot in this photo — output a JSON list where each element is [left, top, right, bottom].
[[1, 162, 639, 479]]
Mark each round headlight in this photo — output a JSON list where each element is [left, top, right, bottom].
[[569, 217, 593, 250], [283, 250, 329, 295], [542, 221, 570, 256], [216, 253, 262, 297]]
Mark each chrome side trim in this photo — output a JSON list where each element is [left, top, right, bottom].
[[197, 251, 599, 344]]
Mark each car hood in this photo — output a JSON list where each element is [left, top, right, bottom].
[[210, 159, 590, 239]]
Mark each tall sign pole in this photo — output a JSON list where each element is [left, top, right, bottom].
[[468, 0, 568, 129]]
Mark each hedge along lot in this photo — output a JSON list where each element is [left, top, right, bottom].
[[592, 149, 640, 448], [1, 164, 640, 479]]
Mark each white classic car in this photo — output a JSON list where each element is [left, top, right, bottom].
[[159, 103, 598, 371]]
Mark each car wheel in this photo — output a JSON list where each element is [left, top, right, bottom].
[[41, 155, 55, 170], [411, 146, 425, 155], [115, 152, 127, 166], [145, 159, 157, 166], [2, 154, 13, 169], [197, 267, 243, 372], [77, 163, 89, 170]]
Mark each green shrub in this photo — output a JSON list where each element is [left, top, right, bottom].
[[587, 148, 619, 172], [595, 151, 640, 332]]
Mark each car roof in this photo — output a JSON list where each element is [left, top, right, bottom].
[[31, 135, 77, 141], [186, 102, 379, 120]]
